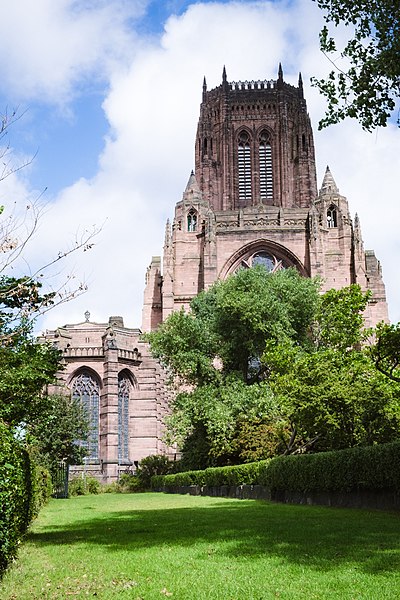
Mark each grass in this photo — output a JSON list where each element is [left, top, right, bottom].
[[1, 493, 400, 599]]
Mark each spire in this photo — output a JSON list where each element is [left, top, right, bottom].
[[298, 72, 303, 97], [320, 165, 339, 195], [184, 170, 201, 195], [164, 218, 171, 248], [202, 76, 207, 101], [278, 62, 283, 81], [222, 65, 229, 91]]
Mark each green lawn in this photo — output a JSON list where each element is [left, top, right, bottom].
[[1, 493, 400, 599]]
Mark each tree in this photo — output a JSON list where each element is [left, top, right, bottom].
[[0, 110, 98, 461], [27, 394, 89, 477], [264, 342, 400, 452], [148, 267, 321, 468], [150, 273, 400, 466], [369, 321, 400, 382], [148, 267, 321, 384], [312, 1, 400, 130]]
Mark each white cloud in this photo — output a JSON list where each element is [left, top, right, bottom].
[[0, 0, 147, 105], [2, 0, 398, 331]]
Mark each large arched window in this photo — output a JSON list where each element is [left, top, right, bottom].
[[71, 371, 100, 462], [259, 130, 273, 201], [118, 375, 131, 463], [238, 131, 252, 204]]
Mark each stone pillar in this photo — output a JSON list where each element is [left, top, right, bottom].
[[100, 327, 119, 480]]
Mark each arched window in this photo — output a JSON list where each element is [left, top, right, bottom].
[[187, 208, 198, 232], [259, 131, 273, 201], [327, 205, 338, 228], [238, 131, 252, 204], [71, 371, 100, 462], [118, 375, 131, 463], [238, 251, 285, 273]]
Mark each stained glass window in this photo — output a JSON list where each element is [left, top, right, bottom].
[[71, 371, 100, 461], [118, 376, 131, 463]]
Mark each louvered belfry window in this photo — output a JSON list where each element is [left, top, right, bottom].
[[238, 131, 252, 204], [259, 130, 273, 201]]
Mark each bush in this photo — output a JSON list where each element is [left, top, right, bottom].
[[0, 421, 51, 577], [136, 455, 175, 489], [117, 473, 144, 493], [151, 441, 400, 495]]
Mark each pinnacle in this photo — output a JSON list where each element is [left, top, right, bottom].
[[320, 165, 339, 195], [184, 170, 201, 194]]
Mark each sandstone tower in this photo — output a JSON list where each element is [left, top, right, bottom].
[[142, 66, 388, 331]]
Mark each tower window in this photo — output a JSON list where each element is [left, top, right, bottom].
[[118, 376, 131, 463], [187, 208, 198, 232], [327, 205, 338, 228], [259, 131, 273, 201], [71, 371, 100, 462], [238, 131, 252, 204]]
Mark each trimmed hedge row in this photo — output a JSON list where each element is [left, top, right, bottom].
[[152, 440, 400, 494], [0, 421, 52, 577]]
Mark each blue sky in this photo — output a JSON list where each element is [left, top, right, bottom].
[[0, 0, 399, 331]]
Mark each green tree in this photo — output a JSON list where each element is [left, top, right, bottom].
[[148, 267, 321, 384], [148, 268, 321, 468], [312, 0, 400, 130], [264, 343, 400, 452], [369, 321, 400, 382], [27, 395, 89, 478]]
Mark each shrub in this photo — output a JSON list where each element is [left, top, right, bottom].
[[136, 455, 175, 489], [0, 421, 51, 577], [151, 441, 400, 495], [117, 473, 144, 493]]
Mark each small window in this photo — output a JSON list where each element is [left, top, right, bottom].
[[327, 205, 338, 228], [187, 208, 198, 232]]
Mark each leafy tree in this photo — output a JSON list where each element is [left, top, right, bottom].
[[0, 330, 60, 426], [312, 0, 400, 130], [27, 395, 89, 478], [148, 268, 321, 468], [264, 343, 400, 452], [313, 284, 371, 350], [369, 321, 400, 382], [148, 267, 321, 384]]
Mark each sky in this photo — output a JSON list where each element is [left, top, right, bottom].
[[0, 0, 399, 333]]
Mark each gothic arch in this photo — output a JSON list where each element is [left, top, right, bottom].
[[219, 239, 308, 280], [117, 369, 136, 465], [69, 367, 101, 463]]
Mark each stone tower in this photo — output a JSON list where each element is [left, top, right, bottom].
[[143, 66, 388, 330]]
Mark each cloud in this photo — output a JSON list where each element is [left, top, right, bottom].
[[0, 0, 147, 105], [2, 0, 398, 331]]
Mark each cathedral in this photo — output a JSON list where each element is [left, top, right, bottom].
[[44, 66, 388, 481]]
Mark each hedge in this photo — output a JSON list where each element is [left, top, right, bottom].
[[0, 421, 52, 577], [151, 440, 400, 494]]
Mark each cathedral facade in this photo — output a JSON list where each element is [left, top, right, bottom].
[[44, 67, 388, 481], [142, 66, 388, 332]]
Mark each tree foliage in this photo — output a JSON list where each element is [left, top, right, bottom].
[[369, 321, 400, 382], [27, 395, 89, 477], [149, 268, 400, 467], [312, 0, 400, 130]]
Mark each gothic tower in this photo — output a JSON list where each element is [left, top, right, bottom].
[[142, 67, 388, 331]]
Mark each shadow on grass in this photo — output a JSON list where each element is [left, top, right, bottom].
[[29, 496, 400, 575]]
